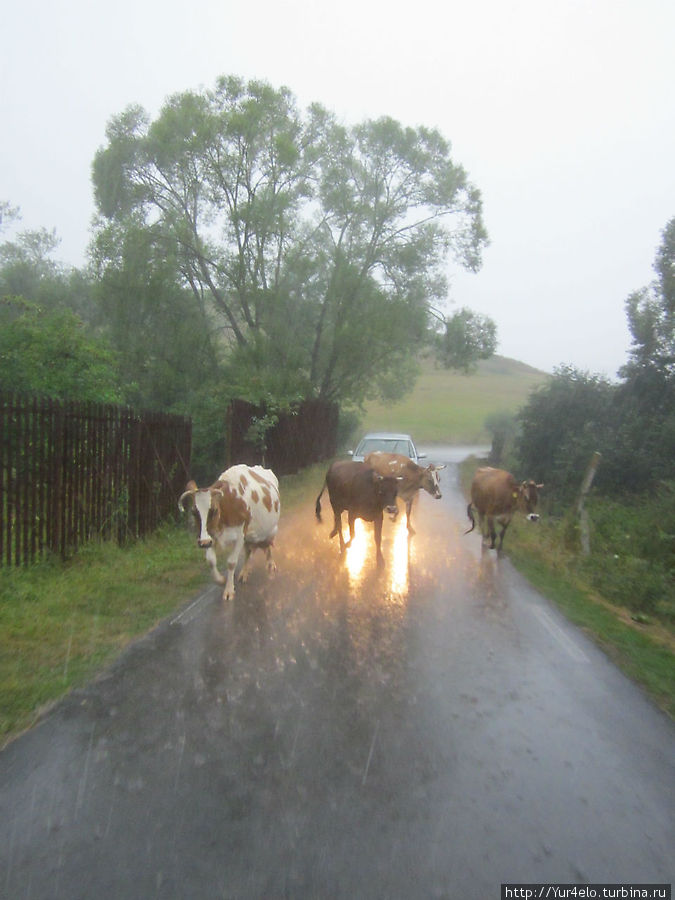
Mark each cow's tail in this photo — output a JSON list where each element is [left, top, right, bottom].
[[464, 502, 476, 535], [315, 481, 327, 523]]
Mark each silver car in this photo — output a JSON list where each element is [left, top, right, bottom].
[[349, 432, 425, 465]]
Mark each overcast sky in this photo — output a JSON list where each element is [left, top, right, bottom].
[[2, 0, 674, 377]]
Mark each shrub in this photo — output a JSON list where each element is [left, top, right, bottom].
[[580, 491, 675, 619]]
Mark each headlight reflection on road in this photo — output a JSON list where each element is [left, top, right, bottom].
[[389, 514, 410, 596], [345, 519, 368, 585], [345, 514, 411, 596]]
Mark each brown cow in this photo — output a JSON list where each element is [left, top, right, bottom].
[[365, 451, 446, 534], [315, 460, 400, 565], [466, 466, 543, 553]]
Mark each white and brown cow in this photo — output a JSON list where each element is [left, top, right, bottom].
[[466, 466, 543, 553], [179, 464, 280, 601], [365, 451, 446, 534]]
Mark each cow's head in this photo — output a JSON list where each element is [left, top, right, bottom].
[[421, 463, 446, 499], [178, 480, 225, 548], [373, 472, 401, 521], [518, 480, 544, 521]]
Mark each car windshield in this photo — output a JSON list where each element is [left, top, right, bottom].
[[357, 438, 414, 458]]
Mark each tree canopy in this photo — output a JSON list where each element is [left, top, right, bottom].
[[0, 297, 122, 404], [91, 76, 489, 407], [622, 216, 675, 379], [435, 307, 497, 373]]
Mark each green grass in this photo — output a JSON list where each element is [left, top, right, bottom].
[[360, 355, 546, 443]]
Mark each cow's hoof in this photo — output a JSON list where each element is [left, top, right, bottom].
[[267, 562, 277, 576], [223, 590, 235, 602]]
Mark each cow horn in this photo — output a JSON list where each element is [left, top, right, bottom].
[[178, 480, 199, 511], [178, 491, 194, 511]]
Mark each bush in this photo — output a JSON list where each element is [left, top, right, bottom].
[[579, 491, 675, 620], [581, 554, 671, 618], [515, 366, 614, 508]]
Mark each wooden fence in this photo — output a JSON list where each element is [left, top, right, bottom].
[[227, 398, 339, 476], [0, 392, 191, 566]]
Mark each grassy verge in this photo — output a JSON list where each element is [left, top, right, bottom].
[[0, 465, 326, 747], [460, 457, 675, 719]]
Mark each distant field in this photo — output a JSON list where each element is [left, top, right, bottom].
[[358, 355, 548, 443]]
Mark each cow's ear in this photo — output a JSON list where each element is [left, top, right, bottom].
[[537, 483, 544, 489], [186, 480, 198, 492]]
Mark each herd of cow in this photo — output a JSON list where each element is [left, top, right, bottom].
[[178, 455, 543, 601]]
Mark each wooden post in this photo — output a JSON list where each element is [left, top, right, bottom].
[[225, 403, 233, 469], [576, 451, 601, 556]]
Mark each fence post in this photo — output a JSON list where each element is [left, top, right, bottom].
[[575, 450, 602, 556]]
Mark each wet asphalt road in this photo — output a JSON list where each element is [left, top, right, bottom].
[[1, 447, 674, 900]]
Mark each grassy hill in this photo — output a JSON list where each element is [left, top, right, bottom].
[[358, 355, 548, 444]]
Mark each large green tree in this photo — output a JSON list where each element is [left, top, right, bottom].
[[91, 76, 488, 407], [615, 217, 675, 488], [622, 216, 675, 378]]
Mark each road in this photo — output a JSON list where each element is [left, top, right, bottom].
[[1, 447, 673, 899]]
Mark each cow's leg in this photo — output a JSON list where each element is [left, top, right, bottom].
[[265, 545, 277, 576], [487, 515, 497, 550], [329, 511, 340, 539], [238, 543, 254, 583], [329, 506, 345, 548], [476, 512, 488, 548], [497, 520, 509, 554], [205, 546, 225, 585], [406, 497, 415, 535], [347, 511, 357, 548], [239, 542, 277, 582], [373, 513, 385, 566], [222, 532, 245, 601]]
